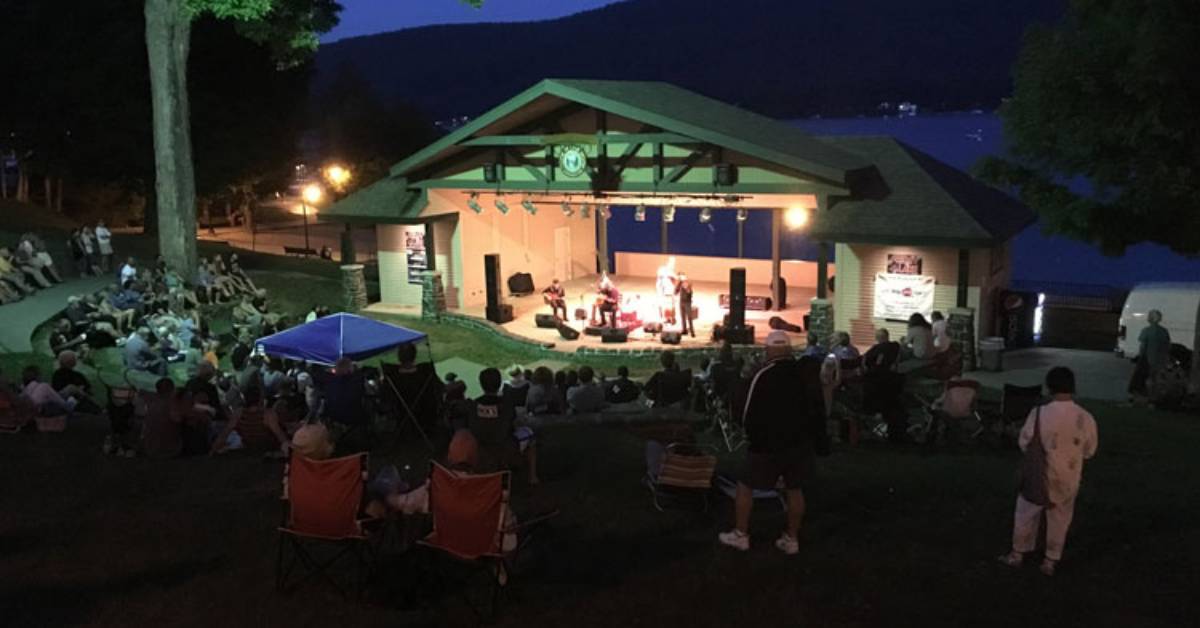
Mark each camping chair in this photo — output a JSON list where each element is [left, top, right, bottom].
[[381, 362, 440, 450], [419, 462, 558, 621], [987, 384, 1043, 442], [707, 383, 746, 452], [645, 442, 719, 512], [276, 452, 381, 598], [912, 379, 981, 444]]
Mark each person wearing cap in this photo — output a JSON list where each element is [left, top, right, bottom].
[[719, 330, 826, 555]]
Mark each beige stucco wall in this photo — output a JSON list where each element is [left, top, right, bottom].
[[614, 252, 833, 289], [376, 224, 426, 307]]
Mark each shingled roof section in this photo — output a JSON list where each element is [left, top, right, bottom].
[[321, 177, 425, 223], [809, 136, 1035, 247]]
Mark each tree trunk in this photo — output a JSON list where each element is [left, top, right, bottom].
[[16, 163, 28, 202], [55, 177, 63, 212], [145, 0, 197, 275], [241, 195, 254, 234], [43, 175, 52, 209]]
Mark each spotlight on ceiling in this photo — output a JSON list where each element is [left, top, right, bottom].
[[634, 204, 646, 222], [699, 208, 712, 224], [601, 205, 612, 220], [467, 192, 483, 214], [581, 203, 591, 219], [663, 205, 676, 223], [561, 201, 574, 217], [521, 199, 537, 215], [495, 198, 510, 214], [736, 208, 749, 222], [785, 206, 810, 230]]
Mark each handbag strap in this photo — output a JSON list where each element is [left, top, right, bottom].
[[1029, 404, 1043, 447]]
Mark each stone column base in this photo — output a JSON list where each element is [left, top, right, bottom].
[[340, 264, 368, 313], [421, 270, 447, 321], [949, 306, 977, 372], [808, 298, 834, 344]]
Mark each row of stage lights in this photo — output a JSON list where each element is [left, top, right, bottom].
[[465, 193, 806, 226]]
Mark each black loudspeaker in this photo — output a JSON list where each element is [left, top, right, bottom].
[[601, 327, 629, 343], [487, 303, 514, 324], [483, 163, 504, 183], [729, 267, 746, 328], [584, 325, 606, 337], [535, 313, 558, 328], [713, 163, 738, 186], [484, 254, 512, 324], [661, 330, 682, 345], [725, 324, 756, 345], [643, 322, 662, 334], [508, 272, 534, 296], [556, 320, 580, 340]]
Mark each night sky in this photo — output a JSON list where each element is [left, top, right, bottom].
[[324, 0, 627, 42]]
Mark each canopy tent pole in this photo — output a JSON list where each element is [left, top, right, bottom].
[[771, 207, 782, 311]]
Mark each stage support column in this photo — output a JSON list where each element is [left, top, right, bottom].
[[771, 207, 782, 311], [737, 218, 745, 257], [661, 211, 669, 253], [597, 206, 609, 274], [816, 241, 830, 299], [956, 248, 970, 308]]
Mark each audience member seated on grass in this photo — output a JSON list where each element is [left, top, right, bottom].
[[524, 367, 564, 415], [830, 331, 860, 361], [97, 287, 136, 333], [21, 365, 75, 418], [644, 351, 692, 409], [318, 358, 370, 450], [261, 358, 288, 403], [119, 257, 139, 288], [230, 332, 254, 371], [65, 296, 118, 345], [194, 260, 219, 304], [502, 366, 530, 408], [237, 355, 267, 405], [604, 366, 641, 404], [0, 246, 38, 299], [50, 318, 90, 359], [901, 312, 935, 362], [124, 327, 167, 376], [471, 367, 539, 485], [52, 351, 102, 415], [567, 365, 606, 413], [18, 233, 63, 284], [1, 368, 36, 430], [863, 328, 900, 374], [185, 363, 227, 423], [2, 245, 52, 288]]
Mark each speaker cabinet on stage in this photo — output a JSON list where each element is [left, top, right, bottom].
[[725, 324, 755, 345], [556, 321, 580, 340], [729, 267, 746, 328], [601, 327, 629, 343], [484, 254, 513, 324], [508, 272, 534, 296], [661, 330, 682, 345], [535, 313, 559, 328]]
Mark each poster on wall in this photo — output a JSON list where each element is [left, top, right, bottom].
[[405, 227, 427, 284], [886, 253, 922, 275], [873, 272, 935, 320]]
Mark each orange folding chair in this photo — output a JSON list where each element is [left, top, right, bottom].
[[419, 462, 557, 621], [276, 452, 381, 597]]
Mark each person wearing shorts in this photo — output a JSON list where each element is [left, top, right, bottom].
[[719, 330, 825, 555]]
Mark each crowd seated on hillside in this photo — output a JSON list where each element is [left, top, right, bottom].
[[0, 233, 65, 304]]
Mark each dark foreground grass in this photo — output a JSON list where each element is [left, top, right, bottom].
[[1, 400, 1197, 628]]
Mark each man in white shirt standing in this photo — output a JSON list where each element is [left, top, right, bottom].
[[94, 219, 114, 272], [998, 366, 1098, 576]]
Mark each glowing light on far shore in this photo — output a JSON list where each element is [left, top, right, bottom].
[[785, 206, 810, 229]]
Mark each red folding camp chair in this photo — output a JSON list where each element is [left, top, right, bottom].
[[276, 452, 381, 597], [419, 462, 557, 621]]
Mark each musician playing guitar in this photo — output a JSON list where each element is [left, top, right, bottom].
[[656, 257, 678, 325], [592, 274, 620, 327], [542, 278, 567, 319], [675, 271, 695, 337]]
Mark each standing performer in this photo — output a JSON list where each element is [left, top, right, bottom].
[[656, 256, 678, 325], [542, 278, 567, 320], [593, 274, 620, 327], [676, 272, 695, 337]]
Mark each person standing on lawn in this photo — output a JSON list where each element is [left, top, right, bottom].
[[94, 219, 114, 272], [999, 366, 1098, 576], [1127, 309, 1171, 403], [718, 330, 826, 555]]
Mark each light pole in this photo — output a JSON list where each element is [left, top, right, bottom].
[[301, 183, 322, 252], [323, 165, 354, 263]]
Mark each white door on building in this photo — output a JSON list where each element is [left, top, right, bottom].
[[554, 227, 572, 281]]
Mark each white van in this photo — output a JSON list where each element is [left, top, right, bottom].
[[1117, 283, 1199, 358]]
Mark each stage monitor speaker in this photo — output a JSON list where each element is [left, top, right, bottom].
[[661, 330, 682, 345], [556, 321, 580, 340], [713, 163, 738, 186], [584, 325, 606, 337], [535, 313, 559, 328], [486, 304, 513, 325], [483, 163, 505, 183], [729, 267, 746, 328], [601, 327, 629, 344], [508, 272, 534, 296], [725, 324, 755, 345]]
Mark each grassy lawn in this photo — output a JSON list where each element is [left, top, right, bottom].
[[1, 399, 1196, 627]]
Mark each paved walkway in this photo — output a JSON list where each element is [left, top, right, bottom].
[[0, 276, 110, 353], [969, 347, 1133, 402]]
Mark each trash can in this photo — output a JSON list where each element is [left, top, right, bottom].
[[979, 336, 1006, 372]]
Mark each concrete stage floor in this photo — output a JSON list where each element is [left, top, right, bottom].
[[497, 275, 814, 351]]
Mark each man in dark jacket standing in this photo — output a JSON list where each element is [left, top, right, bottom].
[[718, 330, 825, 555]]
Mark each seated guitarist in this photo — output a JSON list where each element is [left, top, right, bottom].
[[542, 278, 567, 319], [592, 274, 620, 327]]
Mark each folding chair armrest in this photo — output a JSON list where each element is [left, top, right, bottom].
[[504, 509, 561, 534]]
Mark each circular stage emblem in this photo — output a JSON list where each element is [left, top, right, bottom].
[[559, 145, 588, 178]]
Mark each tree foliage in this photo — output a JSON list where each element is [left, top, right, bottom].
[[977, 0, 1200, 256]]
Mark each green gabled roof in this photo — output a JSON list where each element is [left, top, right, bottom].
[[321, 176, 426, 223], [391, 78, 872, 186], [808, 136, 1036, 247]]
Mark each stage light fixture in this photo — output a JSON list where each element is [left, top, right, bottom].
[[601, 205, 612, 220], [495, 198, 510, 214], [634, 204, 646, 222], [467, 192, 483, 214], [521, 199, 537, 215], [785, 206, 810, 229], [663, 205, 676, 223], [561, 200, 574, 217], [581, 203, 591, 219], [699, 208, 712, 224], [736, 208, 749, 222]]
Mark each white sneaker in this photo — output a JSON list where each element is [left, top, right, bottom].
[[717, 529, 750, 551], [774, 533, 799, 555]]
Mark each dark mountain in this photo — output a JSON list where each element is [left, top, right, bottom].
[[315, 0, 1063, 121]]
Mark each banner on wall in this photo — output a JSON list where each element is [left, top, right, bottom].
[[404, 227, 427, 284], [873, 272, 935, 320]]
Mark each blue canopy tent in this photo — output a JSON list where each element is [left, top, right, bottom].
[[255, 312, 427, 366]]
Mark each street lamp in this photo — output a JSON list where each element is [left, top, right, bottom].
[[785, 206, 810, 230], [301, 183, 322, 251], [324, 165, 351, 193]]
